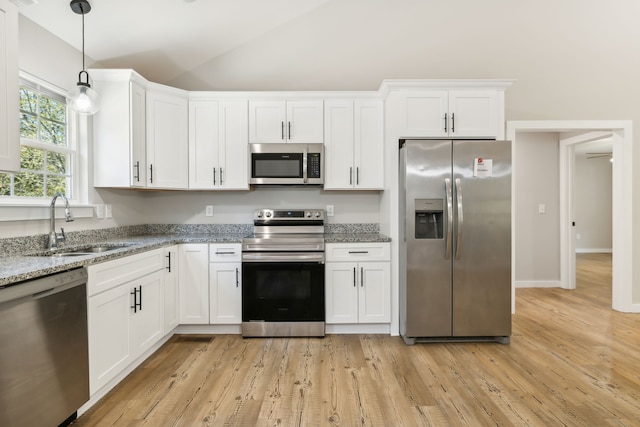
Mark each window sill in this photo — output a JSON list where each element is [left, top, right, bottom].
[[0, 204, 96, 222]]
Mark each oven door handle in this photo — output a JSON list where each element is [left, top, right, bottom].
[[242, 252, 325, 263]]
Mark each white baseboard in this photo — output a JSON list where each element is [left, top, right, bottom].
[[576, 248, 613, 253], [515, 280, 562, 288]]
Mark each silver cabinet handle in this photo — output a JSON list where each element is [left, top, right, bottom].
[[455, 178, 463, 260], [445, 178, 453, 260]]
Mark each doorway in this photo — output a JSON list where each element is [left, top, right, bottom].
[[506, 120, 634, 313]]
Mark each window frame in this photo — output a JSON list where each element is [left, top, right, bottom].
[[0, 71, 81, 206]]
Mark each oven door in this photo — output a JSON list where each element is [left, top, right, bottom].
[[242, 252, 325, 337]]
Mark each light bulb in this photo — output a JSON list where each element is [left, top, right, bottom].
[[68, 83, 100, 115]]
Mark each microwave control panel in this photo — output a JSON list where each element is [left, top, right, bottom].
[[308, 153, 321, 178]]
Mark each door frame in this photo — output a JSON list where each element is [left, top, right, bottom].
[[506, 120, 635, 313]]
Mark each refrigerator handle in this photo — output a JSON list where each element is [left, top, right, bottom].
[[445, 178, 453, 260], [455, 178, 464, 260]]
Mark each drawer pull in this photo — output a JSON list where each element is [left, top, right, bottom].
[[348, 251, 369, 254], [215, 251, 236, 255]]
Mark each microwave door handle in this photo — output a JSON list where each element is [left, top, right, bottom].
[[302, 152, 308, 183]]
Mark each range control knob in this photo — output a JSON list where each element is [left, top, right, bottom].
[[305, 211, 312, 218], [256, 211, 264, 218], [314, 211, 321, 218], [265, 211, 272, 218]]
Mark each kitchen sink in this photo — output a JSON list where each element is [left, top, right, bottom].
[[28, 244, 137, 258]]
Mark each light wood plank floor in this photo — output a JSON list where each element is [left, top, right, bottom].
[[76, 253, 640, 426]]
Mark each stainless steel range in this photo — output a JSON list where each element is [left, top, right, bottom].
[[242, 208, 326, 337]]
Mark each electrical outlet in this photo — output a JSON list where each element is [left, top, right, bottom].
[[205, 205, 214, 217], [576, 233, 581, 240], [95, 205, 105, 219], [538, 204, 546, 214], [105, 205, 113, 218], [326, 205, 334, 217]]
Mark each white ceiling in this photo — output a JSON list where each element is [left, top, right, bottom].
[[15, 0, 329, 83]]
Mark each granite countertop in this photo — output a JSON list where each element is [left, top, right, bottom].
[[0, 229, 391, 287], [0, 233, 247, 288]]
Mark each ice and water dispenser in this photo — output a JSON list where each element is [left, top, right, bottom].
[[414, 199, 444, 239]]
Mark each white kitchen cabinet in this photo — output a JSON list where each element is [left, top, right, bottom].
[[189, 99, 249, 189], [87, 248, 165, 395], [249, 100, 323, 144], [324, 99, 384, 189], [209, 243, 242, 324], [398, 90, 498, 138], [146, 83, 189, 189], [325, 242, 391, 324], [178, 244, 209, 324], [0, 0, 19, 172], [91, 69, 148, 188], [163, 245, 179, 333]]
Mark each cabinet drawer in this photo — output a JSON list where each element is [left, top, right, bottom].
[[209, 243, 242, 262], [87, 248, 164, 297], [325, 242, 390, 262]]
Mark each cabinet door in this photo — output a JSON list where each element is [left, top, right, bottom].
[[448, 91, 498, 138], [164, 246, 179, 333], [286, 100, 324, 144], [179, 244, 209, 324], [219, 100, 249, 189], [88, 284, 132, 395], [249, 100, 286, 143], [358, 262, 391, 323], [0, 0, 19, 172], [209, 262, 241, 324], [354, 99, 384, 189], [323, 100, 355, 189], [130, 82, 147, 187], [188, 100, 219, 189], [397, 91, 448, 137], [325, 262, 358, 324], [146, 86, 189, 189], [130, 270, 165, 358]]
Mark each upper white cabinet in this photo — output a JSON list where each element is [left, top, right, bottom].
[[0, 0, 19, 172], [91, 70, 147, 188], [188, 99, 249, 190], [398, 90, 498, 138], [146, 83, 189, 189], [324, 99, 384, 190], [249, 100, 323, 144]]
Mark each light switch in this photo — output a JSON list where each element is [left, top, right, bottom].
[[538, 204, 546, 214], [95, 205, 105, 219], [105, 205, 113, 218], [326, 205, 334, 217], [205, 205, 214, 217]]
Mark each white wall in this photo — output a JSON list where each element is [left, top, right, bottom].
[[514, 132, 561, 287], [574, 155, 612, 252]]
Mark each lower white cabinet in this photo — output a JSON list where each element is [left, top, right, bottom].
[[325, 242, 391, 324], [209, 244, 242, 324], [178, 244, 209, 324], [164, 245, 179, 333], [87, 249, 165, 395]]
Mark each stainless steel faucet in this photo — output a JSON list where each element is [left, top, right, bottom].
[[48, 192, 74, 250]]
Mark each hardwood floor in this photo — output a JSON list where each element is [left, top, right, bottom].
[[76, 253, 640, 426]]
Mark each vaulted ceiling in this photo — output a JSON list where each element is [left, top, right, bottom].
[[16, 0, 329, 83]]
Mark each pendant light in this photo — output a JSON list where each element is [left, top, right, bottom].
[[68, 0, 100, 115]]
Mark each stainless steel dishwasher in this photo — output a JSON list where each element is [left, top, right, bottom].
[[0, 268, 89, 427]]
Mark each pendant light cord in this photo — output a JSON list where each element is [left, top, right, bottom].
[[81, 3, 86, 72]]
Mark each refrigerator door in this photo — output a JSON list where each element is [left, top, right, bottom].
[[403, 140, 453, 337], [452, 140, 511, 337]]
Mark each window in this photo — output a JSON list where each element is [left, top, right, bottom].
[[0, 76, 75, 200]]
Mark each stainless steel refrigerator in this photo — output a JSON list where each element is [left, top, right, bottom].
[[399, 139, 511, 345]]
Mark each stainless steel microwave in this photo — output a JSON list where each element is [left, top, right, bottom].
[[250, 143, 324, 186]]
